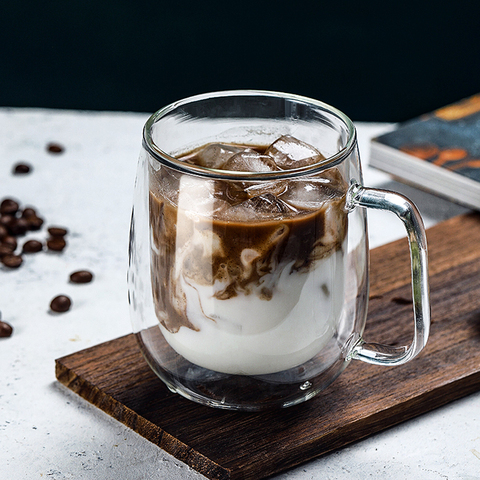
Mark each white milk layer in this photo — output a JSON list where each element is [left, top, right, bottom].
[[159, 249, 345, 375]]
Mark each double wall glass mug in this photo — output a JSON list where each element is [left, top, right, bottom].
[[128, 90, 430, 411]]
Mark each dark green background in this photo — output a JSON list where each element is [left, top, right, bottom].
[[1, 1, 478, 121]]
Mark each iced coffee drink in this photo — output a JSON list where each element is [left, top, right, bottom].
[[149, 135, 348, 375]]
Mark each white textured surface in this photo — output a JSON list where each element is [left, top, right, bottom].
[[0, 108, 478, 480]]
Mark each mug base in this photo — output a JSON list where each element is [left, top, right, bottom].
[[135, 326, 350, 411]]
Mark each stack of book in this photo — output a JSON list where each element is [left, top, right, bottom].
[[370, 93, 480, 210]]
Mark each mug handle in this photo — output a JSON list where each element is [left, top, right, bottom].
[[346, 184, 430, 366]]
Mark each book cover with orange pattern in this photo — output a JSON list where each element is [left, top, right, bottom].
[[370, 93, 480, 210]]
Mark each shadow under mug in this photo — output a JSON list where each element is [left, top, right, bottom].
[[128, 90, 430, 411]]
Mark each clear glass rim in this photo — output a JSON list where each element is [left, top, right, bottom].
[[142, 89, 357, 180]]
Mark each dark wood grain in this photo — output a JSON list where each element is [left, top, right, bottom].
[[55, 212, 480, 480]]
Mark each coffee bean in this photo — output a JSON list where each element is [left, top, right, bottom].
[[22, 239, 43, 253], [50, 295, 71, 312], [1, 254, 23, 268], [48, 226, 68, 237], [46, 237, 66, 251], [0, 215, 14, 229], [2, 236, 17, 250], [0, 199, 72, 271], [9, 217, 29, 236], [1, 215, 17, 235], [0, 245, 14, 257], [13, 163, 31, 174], [26, 215, 44, 231], [0, 199, 19, 215], [0, 320, 13, 338], [46, 142, 64, 154], [70, 270, 93, 283], [22, 207, 36, 218]]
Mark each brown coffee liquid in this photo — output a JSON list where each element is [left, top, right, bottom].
[[149, 140, 348, 333]]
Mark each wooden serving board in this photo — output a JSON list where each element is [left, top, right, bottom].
[[56, 213, 480, 480]]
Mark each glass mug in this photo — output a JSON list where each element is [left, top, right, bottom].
[[128, 90, 430, 411]]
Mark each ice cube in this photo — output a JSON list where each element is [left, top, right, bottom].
[[192, 143, 246, 169], [265, 135, 325, 170], [222, 151, 278, 173], [248, 193, 292, 214], [245, 179, 288, 198], [177, 175, 229, 218], [280, 171, 347, 210], [152, 166, 181, 205], [224, 193, 295, 221]]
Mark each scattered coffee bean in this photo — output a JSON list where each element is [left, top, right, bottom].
[[48, 226, 68, 237], [1, 254, 23, 268], [50, 295, 71, 312], [2, 236, 17, 250], [46, 142, 64, 154], [9, 217, 29, 236], [0, 320, 13, 338], [0, 215, 14, 229], [21, 207, 37, 218], [13, 163, 32, 174], [70, 270, 93, 284], [47, 237, 66, 251], [0, 216, 15, 235], [0, 199, 19, 215], [26, 215, 44, 231], [0, 198, 69, 273], [22, 239, 43, 253], [0, 245, 13, 257]]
